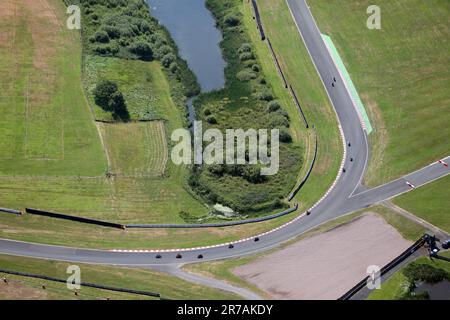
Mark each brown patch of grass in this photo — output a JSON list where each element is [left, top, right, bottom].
[[0, 0, 16, 18], [0, 280, 48, 300], [23, 0, 61, 71]]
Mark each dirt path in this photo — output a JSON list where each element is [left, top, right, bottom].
[[233, 213, 412, 299]]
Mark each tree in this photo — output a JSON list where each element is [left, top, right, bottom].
[[93, 80, 118, 110], [93, 80, 128, 120]]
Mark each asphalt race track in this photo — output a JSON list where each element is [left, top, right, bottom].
[[0, 0, 448, 266]]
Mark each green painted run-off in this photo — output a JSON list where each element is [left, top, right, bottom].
[[321, 34, 373, 134]]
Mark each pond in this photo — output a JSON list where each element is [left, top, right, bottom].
[[147, 0, 226, 93], [413, 279, 450, 300]]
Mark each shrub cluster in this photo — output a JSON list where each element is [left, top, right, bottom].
[[185, 0, 302, 213]]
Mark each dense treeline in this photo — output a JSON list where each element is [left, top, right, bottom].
[[188, 0, 302, 214]]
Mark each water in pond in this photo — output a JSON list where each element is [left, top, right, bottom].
[[147, 0, 226, 93], [413, 280, 450, 300]]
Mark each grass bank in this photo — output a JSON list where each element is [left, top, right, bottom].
[[393, 175, 450, 233], [0, 254, 239, 300], [0, 0, 106, 176]]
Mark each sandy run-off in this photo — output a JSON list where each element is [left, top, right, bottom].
[[233, 213, 412, 300]]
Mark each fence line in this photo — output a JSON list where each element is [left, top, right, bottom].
[[0, 268, 161, 298], [338, 235, 427, 300], [251, 0, 266, 41], [25, 208, 126, 230], [0, 208, 22, 215], [126, 204, 298, 229], [289, 85, 309, 128], [288, 128, 317, 201], [266, 38, 288, 89]]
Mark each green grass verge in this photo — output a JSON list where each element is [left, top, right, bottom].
[[307, 0, 450, 186], [0, 254, 239, 300], [393, 175, 450, 233]]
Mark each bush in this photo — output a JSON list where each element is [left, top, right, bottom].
[[224, 13, 240, 27], [156, 45, 173, 58], [206, 115, 217, 124], [275, 109, 290, 120], [161, 53, 176, 68], [279, 128, 293, 143], [237, 69, 257, 82], [94, 30, 109, 43], [103, 25, 121, 39], [239, 52, 254, 61], [403, 263, 449, 283], [238, 43, 252, 54], [169, 62, 178, 73], [129, 41, 153, 60], [242, 165, 266, 183], [267, 100, 281, 112], [208, 164, 225, 176], [252, 64, 260, 72], [255, 89, 274, 101], [268, 114, 289, 128]]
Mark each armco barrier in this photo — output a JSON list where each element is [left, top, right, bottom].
[[267, 38, 288, 89], [25, 208, 125, 229], [126, 204, 298, 229], [0, 207, 22, 215], [289, 85, 309, 128], [339, 235, 427, 300], [251, 0, 266, 41], [0, 268, 161, 298], [288, 129, 318, 201]]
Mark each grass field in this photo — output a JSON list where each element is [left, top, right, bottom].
[[0, 0, 207, 227], [0, 0, 106, 176], [99, 121, 168, 177], [307, 0, 450, 186], [0, 254, 238, 300], [394, 175, 450, 233], [368, 253, 450, 300], [84, 55, 185, 123]]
